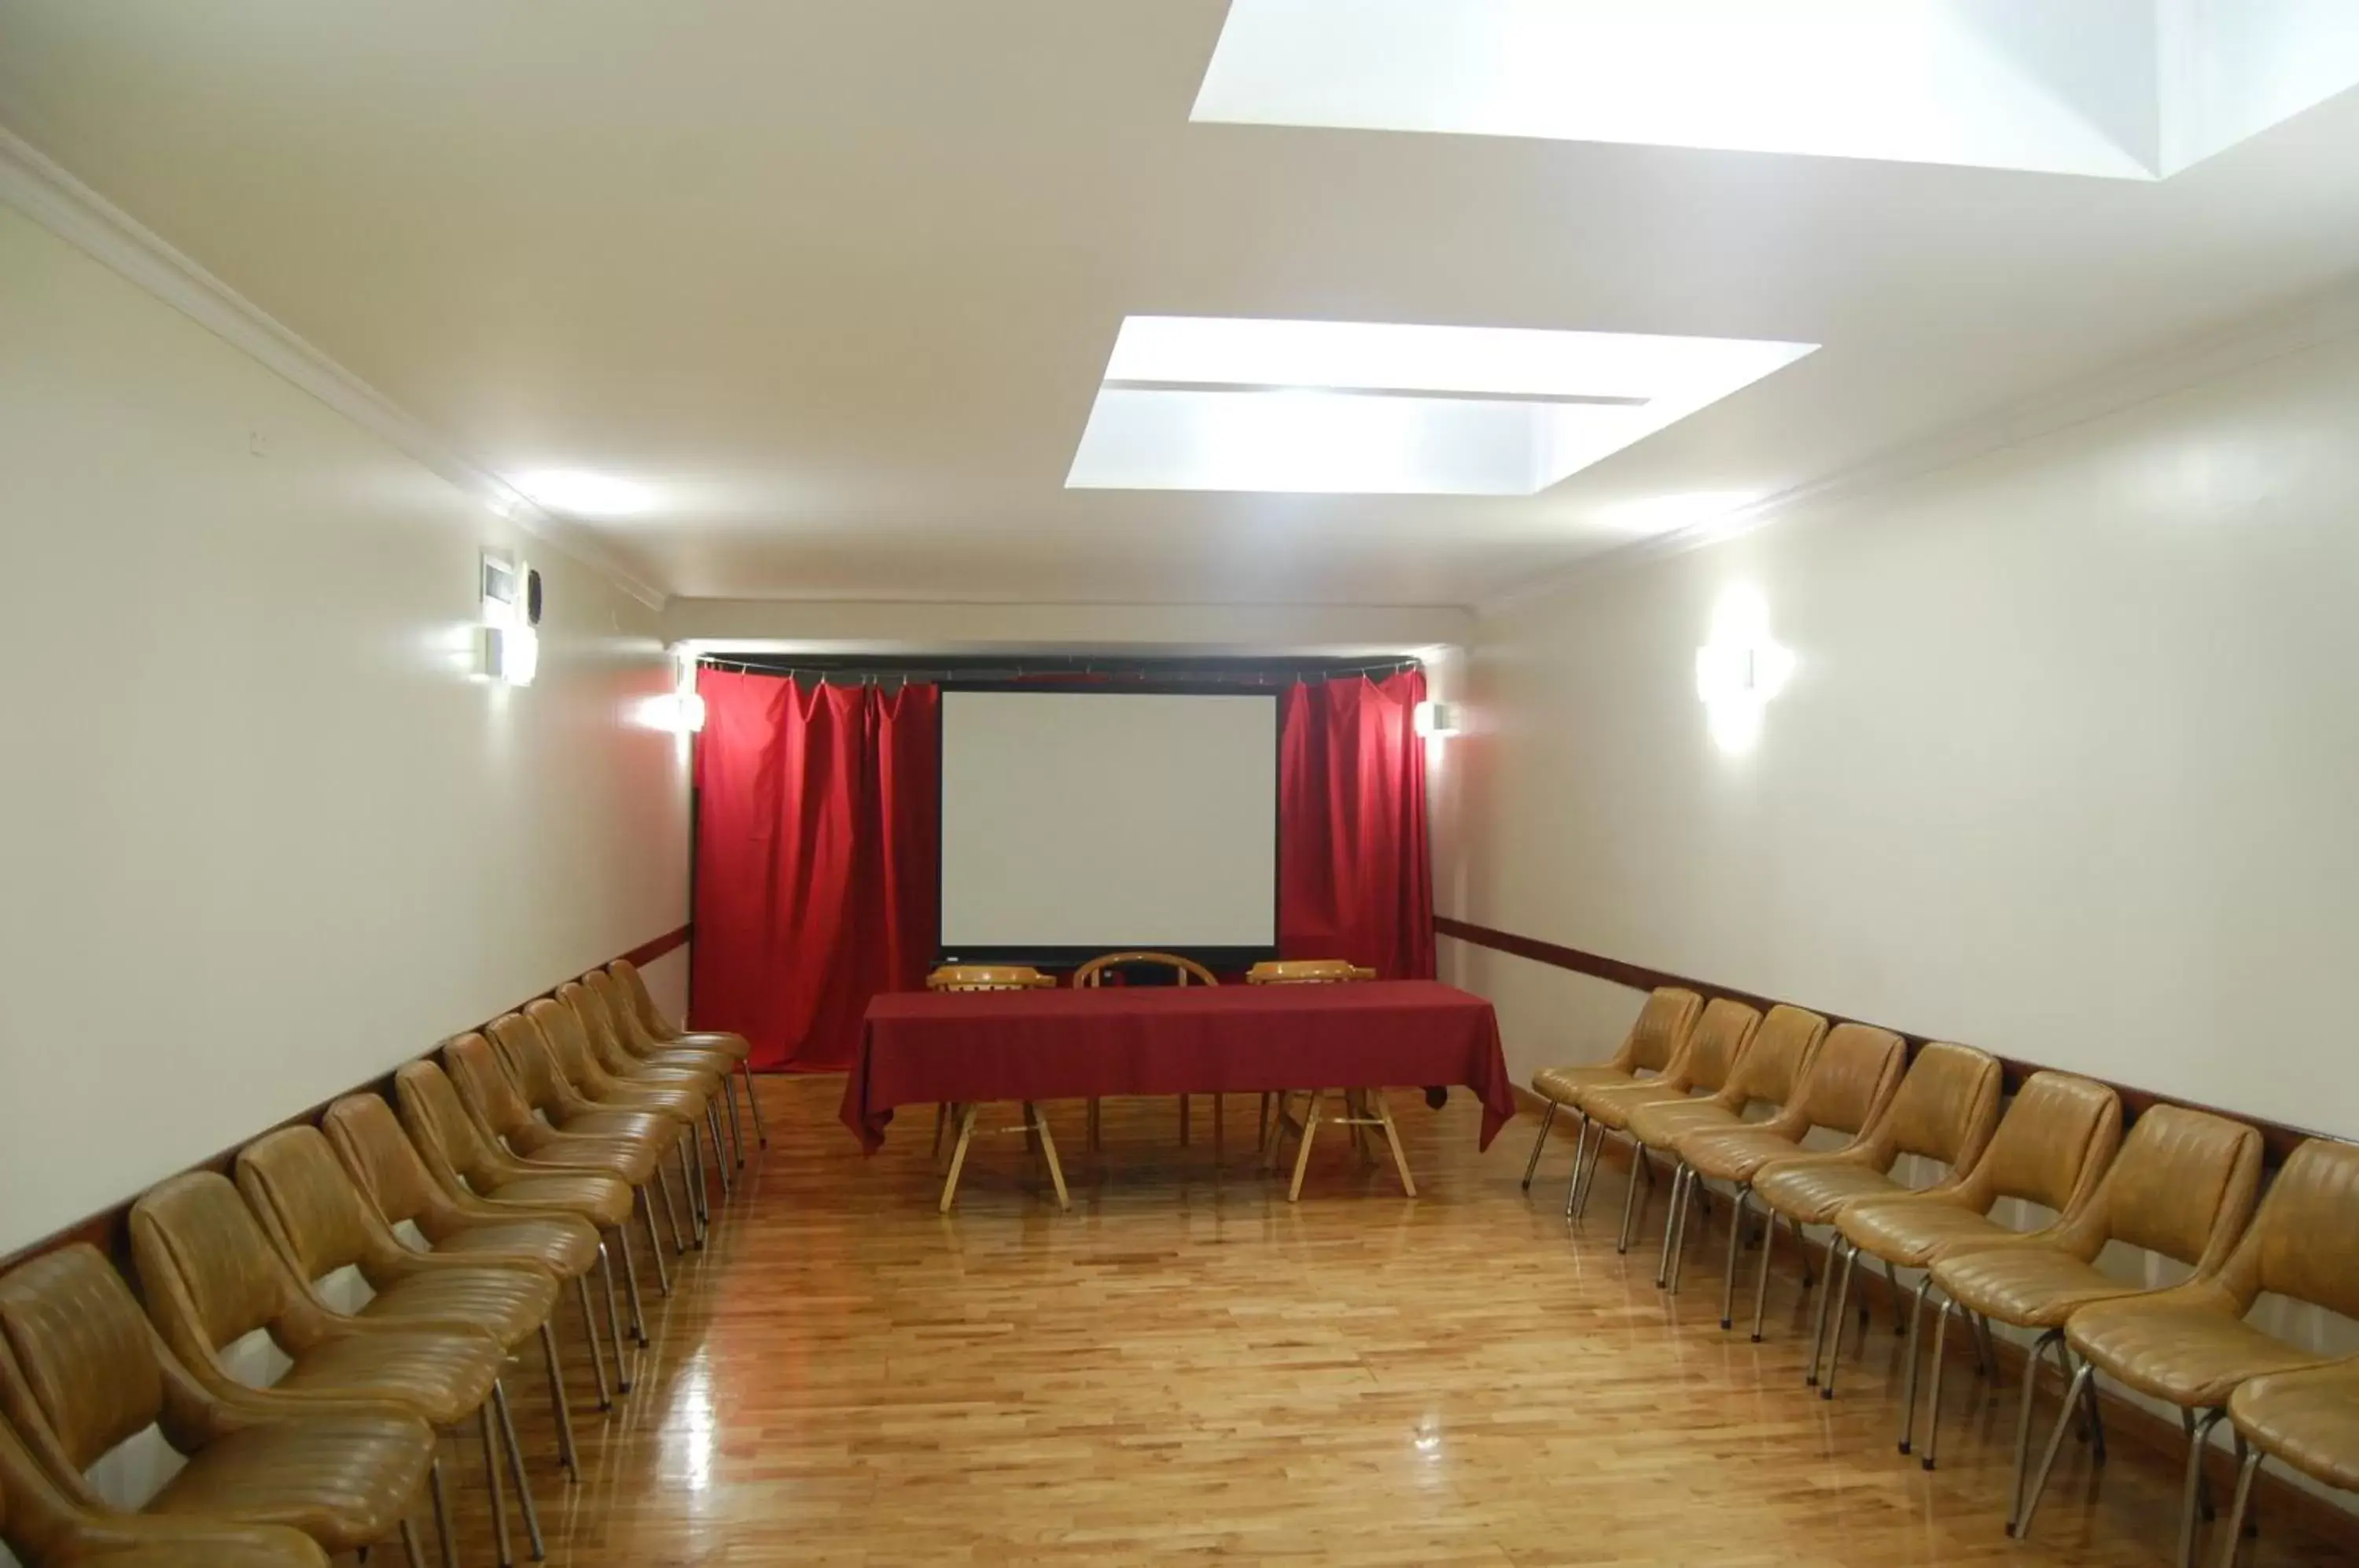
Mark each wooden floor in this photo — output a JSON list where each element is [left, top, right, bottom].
[[440, 1077, 2345, 1566]]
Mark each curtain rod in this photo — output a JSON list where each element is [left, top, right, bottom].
[[692, 656, 1422, 685]]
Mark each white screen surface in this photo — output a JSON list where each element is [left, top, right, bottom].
[[940, 690, 1279, 952]]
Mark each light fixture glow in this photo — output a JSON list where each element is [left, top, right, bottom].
[[1069, 318, 1813, 495], [508, 469, 655, 518], [479, 624, 539, 687], [1412, 700, 1461, 738], [1695, 587, 1791, 755]]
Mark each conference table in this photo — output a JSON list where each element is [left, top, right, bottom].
[[842, 980, 1514, 1210]]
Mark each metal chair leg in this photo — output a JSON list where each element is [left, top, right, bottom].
[[2215, 1439, 2261, 1568], [539, 1320, 580, 1481], [2016, 1353, 2097, 1543], [1819, 1240, 1861, 1400], [639, 1185, 673, 1292], [739, 1060, 768, 1147], [1616, 1146, 1651, 1253], [429, 1455, 457, 1568], [616, 1222, 649, 1345], [575, 1275, 613, 1411], [1520, 1102, 1558, 1190], [1922, 1295, 1955, 1469], [1718, 1185, 1750, 1325], [491, 1378, 546, 1561], [2181, 1408, 2229, 1568], [1658, 1164, 1693, 1290], [1750, 1209, 1779, 1341], [2009, 1329, 2069, 1532], [480, 1397, 513, 1568], [400, 1515, 428, 1568], [1899, 1275, 1934, 1453], [596, 1240, 635, 1378], [1806, 1236, 1844, 1386]]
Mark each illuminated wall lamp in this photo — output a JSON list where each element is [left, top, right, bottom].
[[650, 691, 706, 734], [1413, 700, 1461, 738], [1695, 618, 1793, 755], [477, 623, 539, 687]]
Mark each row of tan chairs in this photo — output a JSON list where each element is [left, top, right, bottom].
[[1524, 987, 2359, 1568], [0, 962, 757, 1568]]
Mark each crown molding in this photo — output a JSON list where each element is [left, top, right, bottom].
[[1476, 272, 2359, 617], [0, 124, 668, 611]]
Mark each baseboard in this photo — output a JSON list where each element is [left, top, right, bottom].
[[1503, 1094, 2359, 1555]]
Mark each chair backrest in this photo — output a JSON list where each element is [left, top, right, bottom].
[[393, 1058, 506, 1187], [1610, 987, 1702, 1074], [484, 1014, 571, 1115], [446, 1029, 544, 1139], [581, 967, 665, 1050], [234, 1126, 391, 1285], [1711, 1003, 1829, 1113], [1667, 997, 1760, 1095], [1862, 1041, 2004, 1172], [1074, 951, 1219, 988], [0, 1389, 105, 1560], [1968, 1070, 2122, 1215], [2214, 1138, 2359, 1318], [926, 965, 1056, 991], [1244, 960, 1375, 985], [0, 1246, 168, 1486], [321, 1094, 447, 1230], [609, 958, 668, 1034], [526, 996, 612, 1094], [2075, 1104, 2262, 1268], [1780, 1023, 1907, 1139], [558, 981, 646, 1078], [129, 1172, 315, 1367]]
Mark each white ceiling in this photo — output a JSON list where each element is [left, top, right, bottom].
[[5, 1, 2359, 609]]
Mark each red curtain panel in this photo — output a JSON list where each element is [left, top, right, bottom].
[[1277, 669, 1436, 980], [690, 672, 940, 1072], [690, 666, 1433, 1071]]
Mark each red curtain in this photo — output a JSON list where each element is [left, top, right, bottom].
[[690, 672, 939, 1072], [1278, 668, 1435, 980], [690, 666, 1433, 1071]]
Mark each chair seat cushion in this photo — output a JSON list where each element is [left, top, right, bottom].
[[1626, 1099, 1743, 1151], [639, 1048, 733, 1079], [1676, 1126, 1811, 1183], [359, 1266, 559, 1349], [2230, 1363, 2359, 1492], [1530, 1065, 1633, 1107], [592, 1084, 709, 1120], [518, 1130, 661, 1185], [429, 1217, 602, 1279], [663, 1029, 749, 1060], [1930, 1246, 2144, 1327], [1836, 1194, 2021, 1268], [149, 1413, 436, 1551], [1580, 1081, 1698, 1132], [2067, 1301, 2329, 1408], [274, 1328, 506, 1425], [479, 1171, 635, 1229], [552, 1106, 680, 1147], [1752, 1160, 1908, 1224]]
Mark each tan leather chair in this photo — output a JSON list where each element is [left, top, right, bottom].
[[606, 958, 765, 1155], [0, 1246, 431, 1566], [1520, 987, 1702, 1194], [526, 996, 725, 1231], [1621, 1005, 1831, 1275], [233, 1127, 577, 1485], [0, 1402, 333, 1568], [448, 1029, 686, 1284], [392, 1060, 652, 1348], [1566, 998, 1763, 1222], [322, 1092, 620, 1408], [1075, 951, 1218, 1149], [1746, 1042, 2002, 1403], [2219, 1354, 2359, 1568], [1664, 1022, 1907, 1316], [1922, 1106, 2262, 1551], [127, 1172, 528, 1566], [1820, 1071, 2122, 1404], [2059, 1139, 2359, 1568]]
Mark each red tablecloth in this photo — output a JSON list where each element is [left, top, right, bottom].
[[841, 980, 1514, 1153]]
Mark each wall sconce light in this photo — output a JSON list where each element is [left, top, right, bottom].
[[1695, 587, 1792, 754], [477, 549, 542, 687], [1413, 699, 1461, 738], [644, 652, 705, 734], [478, 623, 539, 687]]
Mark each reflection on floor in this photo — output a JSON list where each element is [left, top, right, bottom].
[[448, 1077, 2342, 1565]]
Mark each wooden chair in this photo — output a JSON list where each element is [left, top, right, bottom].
[[1248, 961, 1414, 1202], [1073, 951, 1219, 1150], [923, 966, 1069, 1215]]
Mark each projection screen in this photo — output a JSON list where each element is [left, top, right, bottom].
[[938, 688, 1280, 963]]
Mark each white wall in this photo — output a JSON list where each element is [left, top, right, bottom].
[[1448, 300, 2359, 1140], [0, 204, 690, 1253]]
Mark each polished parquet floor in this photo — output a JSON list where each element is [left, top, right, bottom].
[[447, 1077, 2346, 1566]]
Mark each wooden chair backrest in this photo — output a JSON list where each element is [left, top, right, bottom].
[[926, 966, 1055, 992], [1073, 951, 1218, 988], [1246, 960, 1375, 985]]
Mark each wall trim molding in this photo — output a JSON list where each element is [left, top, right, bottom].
[[1437, 915, 2336, 1165], [0, 123, 668, 612], [0, 923, 694, 1273], [1475, 269, 2359, 616]]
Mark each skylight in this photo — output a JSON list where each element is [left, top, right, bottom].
[[1193, 0, 2359, 181], [1065, 318, 1815, 495]]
